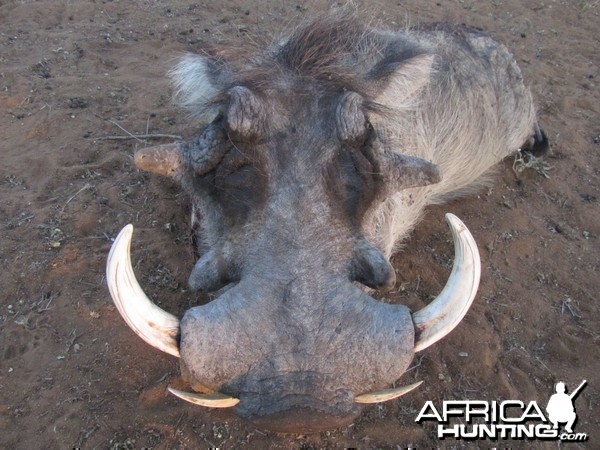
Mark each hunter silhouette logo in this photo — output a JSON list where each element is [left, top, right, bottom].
[[546, 380, 586, 434], [415, 380, 588, 441]]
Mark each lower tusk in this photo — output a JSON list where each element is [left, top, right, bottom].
[[106, 225, 181, 357], [168, 386, 240, 408], [412, 213, 481, 352], [355, 381, 423, 404]]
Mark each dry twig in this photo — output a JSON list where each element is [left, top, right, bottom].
[[92, 133, 182, 141]]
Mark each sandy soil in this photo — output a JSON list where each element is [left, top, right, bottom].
[[0, 0, 598, 448]]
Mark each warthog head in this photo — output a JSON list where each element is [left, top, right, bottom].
[[107, 16, 483, 433]]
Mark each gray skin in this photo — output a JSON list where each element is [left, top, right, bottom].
[[179, 90, 423, 431], [153, 16, 547, 433]]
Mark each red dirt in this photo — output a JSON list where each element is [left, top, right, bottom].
[[0, 1, 598, 448]]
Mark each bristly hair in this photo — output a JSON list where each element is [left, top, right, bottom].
[[223, 12, 428, 99], [171, 10, 431, 120], [276, 13, 374, 77]]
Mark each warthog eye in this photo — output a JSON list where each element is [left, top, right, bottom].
[[211, 144, 265, 223], [326, 126, 382, 222]]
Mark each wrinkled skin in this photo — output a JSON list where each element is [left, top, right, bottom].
[[114, 15, 547, 433], [180, 284, 414, 431], [178, 87, 421, 431]]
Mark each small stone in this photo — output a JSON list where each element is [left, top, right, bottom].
[[49, 227, 64, 241]]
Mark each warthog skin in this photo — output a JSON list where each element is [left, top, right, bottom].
[[131, 14, 547, 433]]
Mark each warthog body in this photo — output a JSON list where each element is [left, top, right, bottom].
[[108, 15, 547, 433]]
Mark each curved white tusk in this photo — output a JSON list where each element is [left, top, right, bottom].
[[412, 213, 481, 352], [106, 224, 181, 357], [355, 381, 423, 404], [168, 387, 240, 408]]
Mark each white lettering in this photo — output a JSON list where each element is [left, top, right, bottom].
[[415, 401, 443, 423], [464, 400, 489, 422], [477, 423, 495, 438], [522, 401, 546, 422], [515, 424, 535, 438], [536, 424, 558, 438], [560, 432, 588, 442], [438, 424, 459, 438], [419, 397, 587, 442], [443, 401, 467, 422], [499, 400, 524, 423]]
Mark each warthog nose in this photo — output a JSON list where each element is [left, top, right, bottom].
[[248, 406, 360, 434]]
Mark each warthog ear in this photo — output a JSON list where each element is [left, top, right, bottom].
[[372, 54, 434, 110], [169, 53, 230, 120]]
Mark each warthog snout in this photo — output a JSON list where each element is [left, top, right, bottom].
[[108, 212, 479, 432]]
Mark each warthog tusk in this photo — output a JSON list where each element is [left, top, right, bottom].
[[168, 386, 240, 408], [106, 225, 181, 357], [412, 213, 481, 352], [355, 381, 423, 404]]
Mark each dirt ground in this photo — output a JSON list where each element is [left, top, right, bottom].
[[0, 0, 598, 448]]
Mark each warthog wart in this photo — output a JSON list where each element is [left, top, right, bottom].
[[107, 14, 547, 433]]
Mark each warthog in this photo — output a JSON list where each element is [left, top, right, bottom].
[[107, 15, 547, 433]]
